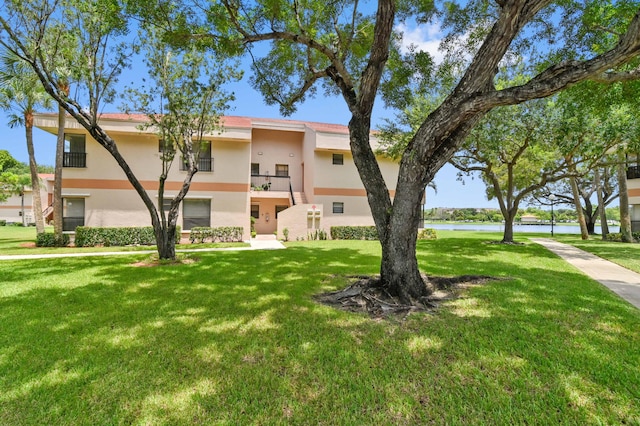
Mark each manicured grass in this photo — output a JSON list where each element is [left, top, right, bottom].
[[554, 234, 640, 274], [0, 226, 249, 256], [1, 233, 639, 424]]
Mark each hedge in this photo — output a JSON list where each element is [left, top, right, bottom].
[[36, 233, 70, 247], [605, 232, 640, 242], [189, 227, 244, 243], [330, 226, 437, 241], [330, 226, 379, 240], [74, 226, 181, 247]]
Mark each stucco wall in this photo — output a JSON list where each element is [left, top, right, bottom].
[[251, 196, 290, 235], [250, 129, 304, 192], [628, 178, 640, 205]]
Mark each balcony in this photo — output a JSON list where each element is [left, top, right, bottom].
[[251, 174, 291, 192], [627, 166, 640, 179], [63, 152, 86, 168]]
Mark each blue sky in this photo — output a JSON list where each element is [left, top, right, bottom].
[[0, 19, 497, 209]]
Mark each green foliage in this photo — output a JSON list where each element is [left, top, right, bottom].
[[0, 220, 6, 226], [417, 228, 437, 240], [282, 227, 289, 242], [35, 232, 70, 247], [0, 149, 20, 171], [188, 227, 243, 244], [74, 226, 180, 247], [307, 229, 328, 241], [330, 226, 379, 240], [0, 169, 31, 203], [605, 232, 640, 242], [0, 48, 53, 129]]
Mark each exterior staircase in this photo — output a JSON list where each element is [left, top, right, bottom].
[[43, 203, 54, 221], [292, 192, 307, 205]]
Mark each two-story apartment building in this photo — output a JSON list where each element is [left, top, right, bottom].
[[32, 113, 400, 240]]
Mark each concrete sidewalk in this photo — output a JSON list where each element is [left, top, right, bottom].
[[0, 238, 285, 261], [531, 238, 640, 310]]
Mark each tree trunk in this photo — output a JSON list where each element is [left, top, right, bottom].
[[53, 100, 65, 241], [617, 151, 635, 243], [568, 172, 589, 240], [20, 190, 25, 226], [25, 115, 44, 233], [501, 210, 516, 243], [155, 224, 177, 260], [595, 168, 609, 239], [380, 184, 429, 303]]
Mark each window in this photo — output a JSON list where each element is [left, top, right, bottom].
[[251, 163, 260, 175], [251, 204, 260, 219], [63, 134, 86, 168], [180, 140, 213, 172], [63, 197, 85, 231], [332, 153, 344, 165], [333, 202, 344, 214], [183, 199, 211, 230], [275, 164, 289, 177], [275, 205, 287, 218]]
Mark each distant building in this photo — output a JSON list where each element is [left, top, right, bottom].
[[520, 214, 539, 224], [0, 174, 53, 225]]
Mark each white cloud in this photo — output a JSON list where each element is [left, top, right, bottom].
[[396, 22, 445, 64]]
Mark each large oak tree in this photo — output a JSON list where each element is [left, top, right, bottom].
[[147, 0, 640, 302]]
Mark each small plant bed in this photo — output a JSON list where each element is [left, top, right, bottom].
[[315, 274, 498, 319], [130, 253, 200, 267]]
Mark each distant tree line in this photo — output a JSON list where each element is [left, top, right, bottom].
[[424, 206, 620, 223]]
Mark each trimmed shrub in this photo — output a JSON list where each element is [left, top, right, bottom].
[[417, 228, 437, 240], [189, 227, 243, 243], [0, 220, 6, 226], [606, 233, 622, 241], [74, 226, 181, 247], [606, 232, 640, 242], [36, 233, 70, 247], [330, 226, 379, 240]]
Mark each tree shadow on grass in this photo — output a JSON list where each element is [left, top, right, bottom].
[[0, 242, 638, 424]]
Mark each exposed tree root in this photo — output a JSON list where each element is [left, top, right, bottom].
[[315, 274, 499, 319], [487, 240, 525, 246]]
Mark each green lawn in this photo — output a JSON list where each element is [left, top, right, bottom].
[[0, 226, 249, 255], [555, 234, 640, 274], [1, 231, 639, 424]]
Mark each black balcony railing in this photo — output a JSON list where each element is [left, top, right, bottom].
[[251, 174, 291, 192], [627, 165, 640, 179], [180, 157, 213, 172], [63, 216, 84, 231], [63, 152, 86, 168]]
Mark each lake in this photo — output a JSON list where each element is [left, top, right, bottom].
[[425, 222, 619, 235]]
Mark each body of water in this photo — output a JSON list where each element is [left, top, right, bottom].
[[425, 222, 620, 235]]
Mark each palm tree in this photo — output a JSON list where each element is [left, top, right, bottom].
[[0, 49, 53, 234]]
